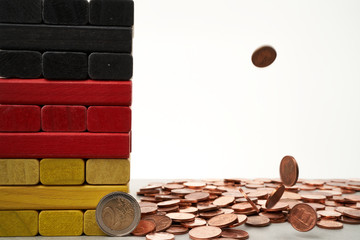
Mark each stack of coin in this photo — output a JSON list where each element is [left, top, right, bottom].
[[135, 177, 360, 238]]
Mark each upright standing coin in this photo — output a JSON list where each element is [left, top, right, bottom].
[[288, 203, 317, 232], [265, 184, 285, 209], [251, 46, 277, 67], [96, 192, 141, 236], [279, 155, 299, 186]]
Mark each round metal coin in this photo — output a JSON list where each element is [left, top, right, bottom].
[[280, 155, 299, 187], [96, 192, 141, 236], [251, 46, 277, 67]]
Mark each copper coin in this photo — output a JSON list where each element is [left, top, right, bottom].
[[184, 181, 207, 188], [251, 45, 277, 68], [239, 188, 259, 213], [288, 203, 317, 232], [146, 232, 175, 240], [199, 209, 224, 219], [157, 199, 180, 208], [317, 220, 343, 229], [142, 215, 172, 232], [132, 220, 156, 236], [166, 212, 196, 222], [213, 196, 235, 207], [235, 214, 247, 226], [166, 225, 189, 235], [185, 192, 210, 202], [245, 215, 270, 227], [340, 215, 360, 224], [221, 229, 249, 239], [96, 192, 141, 237], [317, 210, 341, 219], [181, 218, 207, 228], [260, 212, 286, 221], [264, 202, 289, 212], [343, 208, 360, 219], [189, 226, 222, 240], [197, 204, 219, 212], [279, 155, 299, 187], [180, 206, 199, 214], [307, 203, 326, 211], [171, 188, 196, 195], [157, 205, 179, 213], [208, 213, 238, 228], [163, 184, 184, 190], [265, 184, 285, 209]]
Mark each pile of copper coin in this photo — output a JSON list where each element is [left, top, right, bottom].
[[132, 156, 360, 240]]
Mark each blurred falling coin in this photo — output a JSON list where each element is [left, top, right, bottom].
[[189, 226, 222, 240], [279, 156, 299, 187], [251, 45, 277, 68], [288, 203, 317, 232], [96, 192, 141, 236], [265, 184, 285, 209]]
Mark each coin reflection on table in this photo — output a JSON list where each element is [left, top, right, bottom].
[[96, 191, 141, 236]]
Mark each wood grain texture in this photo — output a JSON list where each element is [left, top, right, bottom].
[[86, 159, 130, 184], [0, 132, 130, 158], [40, 158, 84, 185], [0, 0, 41, 23], [43, 0, 88, 25], [39, 210, 83, 236], [88, 53, 133, 80], [43, 52, 88, 80], [41, 105, 86, 132], [0, 79, 132, 106], [84, 210, 106, 236], [0, 105, 40, 132], [89, 0, 134, 26], [87, 106, 131, 133], [0, 159, 39, 185], [0, 185, 128, 210], [0, 23, 132, 52], [0, 210, 38, 236], [0, 50, 41, 78]]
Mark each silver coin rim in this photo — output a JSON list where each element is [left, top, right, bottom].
[[96, 191, 141, 236]]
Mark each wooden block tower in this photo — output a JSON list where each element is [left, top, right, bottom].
[[0, 0, 134, 236]]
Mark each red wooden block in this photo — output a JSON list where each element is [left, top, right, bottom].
[[0, 79, 132, 106], [0, 132, 130, 158], [0, 105, 40, 132], [87, 106, 131, 133], [42, 105, 86, 132]]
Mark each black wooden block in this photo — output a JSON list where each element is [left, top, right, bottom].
[[0, 0, 42, 23], [43, 52, 88, 80], [0, 50, 41, 78], [89, 53, 132, 80], [43, 0, 88, 25], [0, 24, 132, 53], [90, 0, 134, 26]]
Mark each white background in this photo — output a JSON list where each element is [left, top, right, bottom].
[[131, 0, 360, 179]]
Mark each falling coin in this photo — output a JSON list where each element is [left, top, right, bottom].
[[265, 184, 285, 209], [251, 45, 277, 67], [279, 155, 299, 187], [288, 203, 317, 232], [96, 192, 141, 236]]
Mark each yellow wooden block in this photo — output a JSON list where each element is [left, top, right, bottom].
[[0, 210, 38, 236], [0, 185, 128, 210], [0, 159, 39, 185], [40, 158, 84, 185], [39, 210, 83, 236], [84, 210, 106, 236], [86, 158, 130, 184]]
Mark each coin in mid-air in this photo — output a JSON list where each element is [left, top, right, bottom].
[[251, 46, 277, 67], [96, 191, 141, 236], [265, 184, 285, 209], [279, 155, 299, 186]]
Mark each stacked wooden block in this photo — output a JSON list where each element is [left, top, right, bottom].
[[0, 0, 133, 236]]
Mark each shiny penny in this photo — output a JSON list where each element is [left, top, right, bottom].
[[185, 192, 210, 202], [142, 215, 172, 232], [251, 45, 277, 68], [280, 155, 299, 187], [245, 215, 270, 227], [317, 220, 343, 229], [289, 203, 317, 232], [189, 226, 222, 240], [146, 232, 175, 240], [96, 192, 141, 237], [221, 229, 249, 239], [265, 184, 285, 209], [208, 213, 238, 228], [132, 220, 156, 236], [213, 196, 235, 207]]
